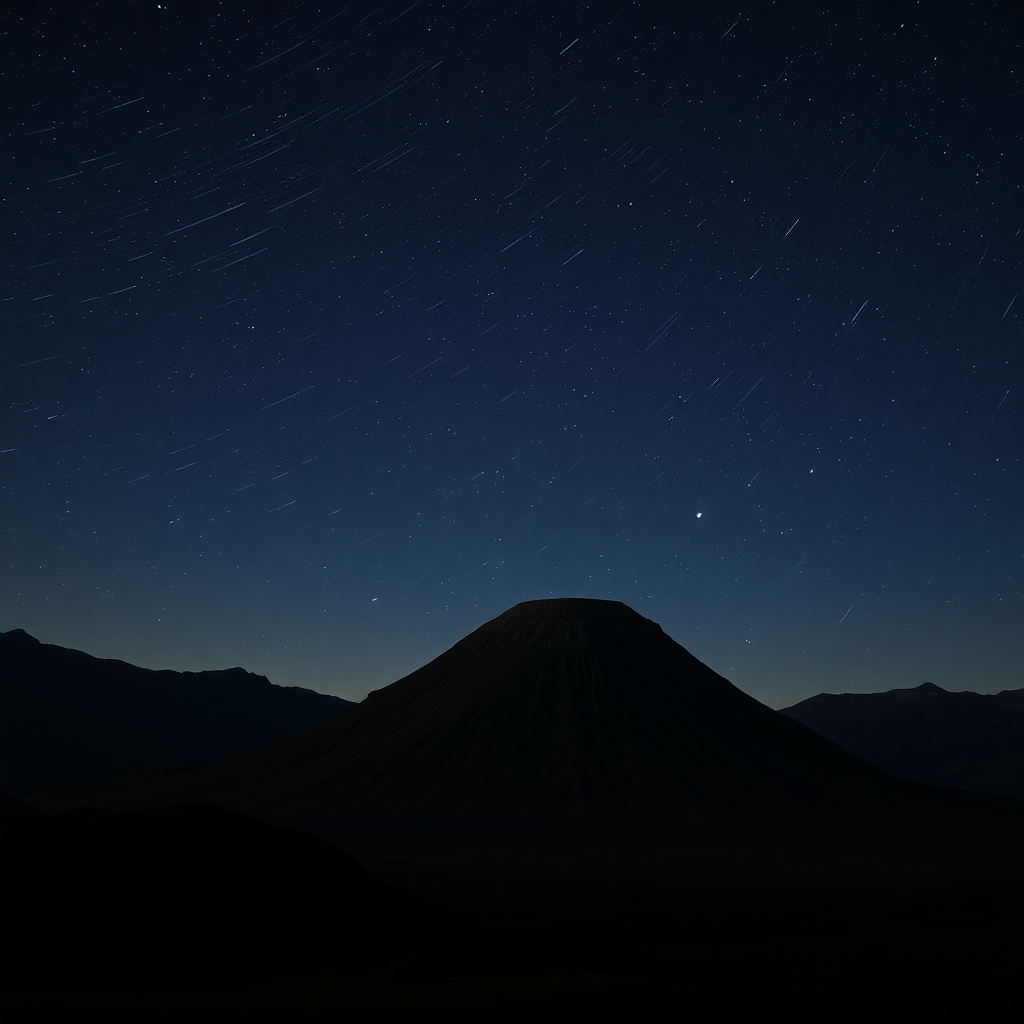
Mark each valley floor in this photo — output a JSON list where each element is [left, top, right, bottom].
[[5, 843, 1018, 1023], [2, 954, 1020, 1023]]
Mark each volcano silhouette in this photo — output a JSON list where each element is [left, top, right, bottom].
[[33, 600, 1022, 847]]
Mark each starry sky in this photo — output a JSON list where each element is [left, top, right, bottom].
[[3, 3, 1021, 708]]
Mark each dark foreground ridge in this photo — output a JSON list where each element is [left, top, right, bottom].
[[780, 682, 1024, 802], [8, 802, 1019, 1020], [0, 787, 42, 819], [0, 802, 465, 986], [0, 628, 353, 795], [32, 600, 1024, 850]]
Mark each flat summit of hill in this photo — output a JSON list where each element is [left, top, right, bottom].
[[32, 600, 1023, 852]]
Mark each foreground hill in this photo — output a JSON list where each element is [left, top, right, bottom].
[[32, 600, 1022, 852], [0, 802, 462, 985], [4, 811, 1020, 1019], [0, 628, 352, 795], [779, 682, 1024, 802], [0, 788, 41, 819]]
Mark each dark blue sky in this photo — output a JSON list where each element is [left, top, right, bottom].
[[3, 3, 1021, 707]]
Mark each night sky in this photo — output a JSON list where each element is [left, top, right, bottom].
[[3, 3, 1021, 708]]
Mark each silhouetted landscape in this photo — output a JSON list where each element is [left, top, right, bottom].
[[4, 601, 1022, 1020], [30, 600, 1023, 854], [0, 627, 351, 796], [1, 803, 454, 983], [781, 681, 1024, 802], [9, 2, 1024, 1017]]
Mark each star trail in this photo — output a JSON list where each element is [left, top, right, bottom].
[[3, 3, 1021, 706]]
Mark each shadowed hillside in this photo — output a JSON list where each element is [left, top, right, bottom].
[[32, 600, 1023, 851], [0, 803, 462, 985], [780, 682, 1024, 803], [0, 628, 352, 795], [0, 788, 41, 819]]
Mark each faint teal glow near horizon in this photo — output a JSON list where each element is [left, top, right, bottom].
[[3, 6, 1020, 714]]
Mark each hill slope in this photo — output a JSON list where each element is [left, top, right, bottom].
[[0, 628, 352, 795], [31, 601, 1023, 850], [779, 682, 1024, 802], [0, 803, 455, 984]]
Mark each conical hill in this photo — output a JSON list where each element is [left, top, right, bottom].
[[32, 600, 1023, 848]]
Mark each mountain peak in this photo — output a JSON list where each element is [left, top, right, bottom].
[[1, 634, 351, 796], [1, 629, 40, 644], [38, 598, 1014, 848], [911, 681, 946, 693], [476, 597, 666, 653]]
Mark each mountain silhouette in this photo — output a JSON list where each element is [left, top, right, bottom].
[[0, 628, 352, 796], [30, 601, 1023, 849], [780, 682, 1024, 802]]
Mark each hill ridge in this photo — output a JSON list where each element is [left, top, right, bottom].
[[31, 600, 1023, 851], [780, 683, 1024, 802], [1, 629, 353, 795]]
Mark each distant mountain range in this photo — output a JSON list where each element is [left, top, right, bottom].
[[30, 600, 1023, 853], [5, 604, 1022, 1000], [0, 628, 353, 796], [780, 682, 1024, 803]]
